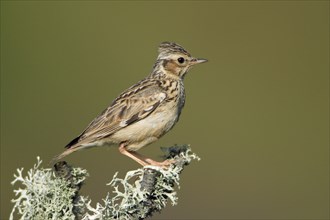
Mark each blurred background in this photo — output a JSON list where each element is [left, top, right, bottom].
[[1, 1, 329, 219]]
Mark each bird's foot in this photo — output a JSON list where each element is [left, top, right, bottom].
[[145, 158, 175, 169]]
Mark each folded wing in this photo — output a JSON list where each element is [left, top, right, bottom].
[[65, 79, 167, 149]]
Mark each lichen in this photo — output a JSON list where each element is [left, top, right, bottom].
[[10, 145, 200, 220], [10, 157, 88, 220]]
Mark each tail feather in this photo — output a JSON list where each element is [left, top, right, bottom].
[[50, 147, 79, 164], [65, 136, 81, 149]]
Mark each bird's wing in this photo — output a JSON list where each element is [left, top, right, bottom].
[[65, 79, 166, 149]]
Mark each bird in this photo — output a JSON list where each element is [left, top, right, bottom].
[[53, 42, 207, 167]]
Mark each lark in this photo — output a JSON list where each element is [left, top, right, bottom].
[[53, 42, 207, 167]]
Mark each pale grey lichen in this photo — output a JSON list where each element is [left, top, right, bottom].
[[10, 145, 200, 220], [10, 157, 88, 220]]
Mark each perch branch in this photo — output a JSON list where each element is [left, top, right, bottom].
[[10, 145, 200, 220]]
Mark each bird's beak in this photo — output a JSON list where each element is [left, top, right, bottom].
[[190, 58, 208, 66]]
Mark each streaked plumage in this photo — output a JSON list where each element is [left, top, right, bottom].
[[53, 42, 207, 167]]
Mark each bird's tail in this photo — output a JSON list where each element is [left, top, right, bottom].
[[50, 147, 79, 165]]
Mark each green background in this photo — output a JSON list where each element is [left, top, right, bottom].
[[1, 1, 329, 219]]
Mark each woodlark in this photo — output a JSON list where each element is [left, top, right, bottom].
[[54, 42, 207, 167]]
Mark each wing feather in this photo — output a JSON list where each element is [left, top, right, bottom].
[[65, 79, 166, 149]]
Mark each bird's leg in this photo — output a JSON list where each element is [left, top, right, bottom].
[[118, 143, 149, 166], [118, 143, 174, 168], [145, 157, 175, 167]]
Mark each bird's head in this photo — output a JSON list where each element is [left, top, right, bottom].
[[155, 42, 207, 79]]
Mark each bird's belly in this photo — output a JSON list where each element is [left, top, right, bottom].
[[111, 108, 178, 143]]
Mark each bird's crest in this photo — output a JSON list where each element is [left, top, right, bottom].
[[158, 42, 191, 59]]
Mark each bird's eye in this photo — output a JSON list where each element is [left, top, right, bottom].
[[177, 57, 185, 64]]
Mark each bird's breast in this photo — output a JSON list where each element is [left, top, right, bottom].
[[110, 104, 180, 143]]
